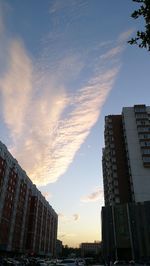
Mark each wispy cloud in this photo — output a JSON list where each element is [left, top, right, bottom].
[[0, 1, 128, 186], [58, 233, 76, 239], [41, 191, 52, 200], [118, 29, 134, 43], [49, 0, 88, 16], [58, 213, 80, 223], [81, 187, 104, 203], [100, 45, 123, 61], [58, 213, 69, 222], [0, 43, 121, 185], [0, 40, 32, 138], [73, 214, 80, 221]]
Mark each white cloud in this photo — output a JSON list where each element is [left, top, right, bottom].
[[81, 188, 104, 203], [0, 11, 126, 186], [0, 40, 33, 138], [58, 213, 80, 223], [3, 44, 120, 186], [100, 45, 123, 61], [49, 0, 88, 15], [118, 29, 134, 43], [1, 50, 120, 185]]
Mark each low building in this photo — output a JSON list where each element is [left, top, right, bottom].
[[80, 242, 101, 258], [102, 202, 150, 261], [0, 140, 58, 257]]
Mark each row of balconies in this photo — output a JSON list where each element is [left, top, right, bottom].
[[134, 110, 150, 167]]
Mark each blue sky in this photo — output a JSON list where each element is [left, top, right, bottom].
[[0, 0, 150, 247]]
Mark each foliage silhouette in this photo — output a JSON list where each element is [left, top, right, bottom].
[[128, 0, 150, 51]]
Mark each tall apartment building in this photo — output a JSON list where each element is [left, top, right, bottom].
[[102, 115, 132, 206], [101, 105, 150, 261], [0, 140, 58, 256]]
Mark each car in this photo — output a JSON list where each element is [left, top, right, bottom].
[[113, 261, 127, 266], [46, 261, 57, 266], [129, 260, 135, 265], [60, 259, 78, 266], [36, 260, 47, 266], [56, 264, 68, 266], [77, 259, 86, 266]]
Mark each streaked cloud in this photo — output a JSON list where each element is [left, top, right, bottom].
[[0, 1, 127, 186], [118, 29, 134, 43], [58, 233, 76, 239], [58, 213, 80, 223], [100, 45, 123, 61], [49, 0, 88, 15], [100, 29, 133, 61], [0, 40, 32, 138], [0, 43, 121, 185], [81, 187, 104, 203]]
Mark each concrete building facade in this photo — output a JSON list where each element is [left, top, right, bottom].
[[0, 140, 58, 257], [102, 202, 150, 261], [102, 105, 150, 262], [123, 105, 150, 202]]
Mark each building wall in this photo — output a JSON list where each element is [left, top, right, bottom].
[[0, 140, 58, 256], [101, 206, 115, 261], [123, 105, 150, 202], [102, 105, 150, 262], [102, 115, 131, 206], [102, 202, 150, 261], [56, 240, 63, 258]]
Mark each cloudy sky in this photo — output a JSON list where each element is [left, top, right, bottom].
[[0, 0, 150, 247]]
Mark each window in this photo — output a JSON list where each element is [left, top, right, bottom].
[[142, 149, 150, 155], [138, 127, 149, 132], [134, 106, 146, 112], [135, 113, 148, 118], [143, 157, 150, 162], [141, 141, 150, 147], [115, 197, 120, 203], [139, 133, 150, 139]]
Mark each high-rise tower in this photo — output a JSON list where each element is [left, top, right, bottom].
[[101, 105, 150, 262], [102, 115, 132, 206], [102, 104, 150, 205]]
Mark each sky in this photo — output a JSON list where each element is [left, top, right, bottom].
[[0, 0, 150, 248]]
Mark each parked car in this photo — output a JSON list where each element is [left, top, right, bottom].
[[113, 261, 127, 265], [129, 261, 135, 265], [60, 259, 78, 266], [36, 259, 47, 266], [77, 259, 86, 266]]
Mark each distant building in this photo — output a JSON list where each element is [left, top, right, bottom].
[[0, 140, 58, 256], [80, 242, 101, 257], [101, 105, 150, 261]]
